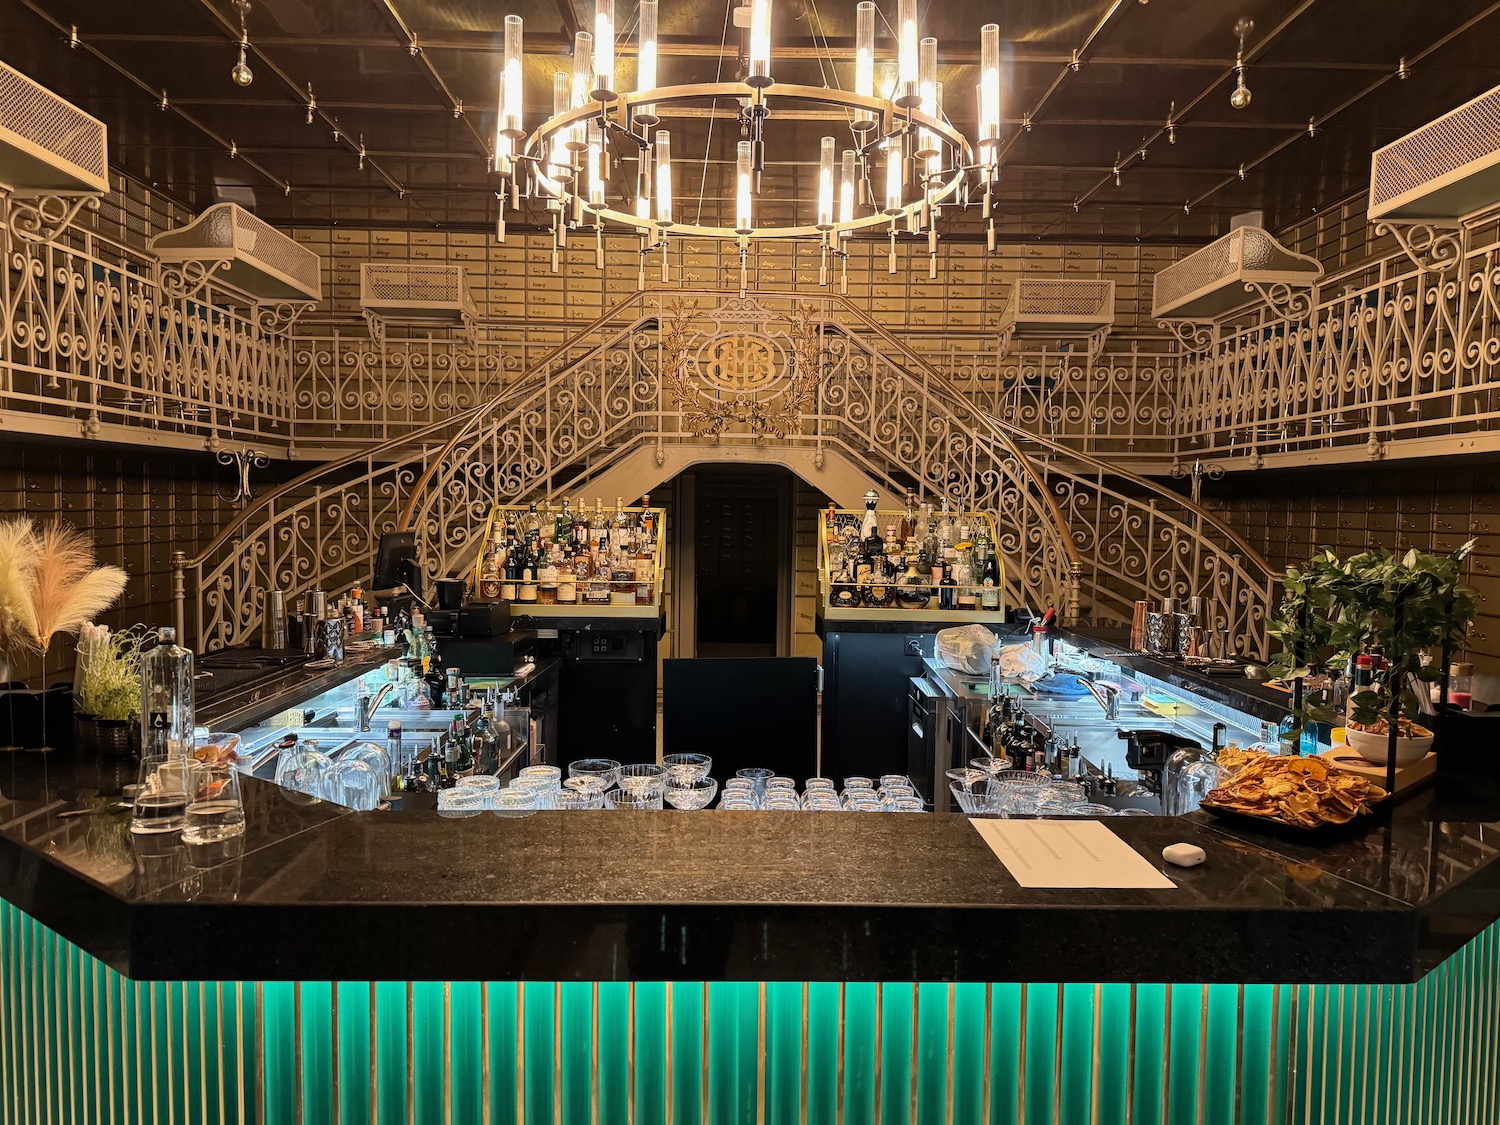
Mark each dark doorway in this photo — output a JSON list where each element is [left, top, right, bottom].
[[691, 466, 791, 657]]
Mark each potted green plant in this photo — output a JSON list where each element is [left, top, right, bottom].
[[78, 626, 149, 757], [1270, 540, 1477, 793]]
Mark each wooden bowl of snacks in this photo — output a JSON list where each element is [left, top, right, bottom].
[[1342, 716, 1433, 766]]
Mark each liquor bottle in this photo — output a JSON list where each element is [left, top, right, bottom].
[[977, 532, 1001, 610], [537, 558, 559, 605], [930, 562, 946, 607], [140, 626, 194, 760], [938, 563, 957, 610], [864, 552, 895, 608], [639, 495, 655, 542], [386, 720, 404, 777], [523, 502, 540, 542], [559, 498, 574, 547], [501, 539, 519, 601], [898, 491, 917, 542], [859, 489, 879, 544], [589, 549, 612, 605], [611, 545, 635, 603], [614, 497, 628, 547], [955, 547, 978, 611], [472, 708, 498, 774], [634, 536, 655, 606], [824, 501, 840, 545], [557, 552, 579, 605], [937, 498, 953, 548], [517, 547, 539, 604], [452, 719, 475, 776], [573, 500, 590, 545]]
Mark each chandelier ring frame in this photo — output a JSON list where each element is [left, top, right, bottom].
[[520, 80, 978, 241]]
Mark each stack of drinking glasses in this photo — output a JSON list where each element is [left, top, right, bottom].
[[946, 765, 1116, 817], [718, 771, 926, 812], [662, 754, 717, 810]]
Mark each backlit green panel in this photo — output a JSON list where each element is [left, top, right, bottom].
[[2, 898, 1499, 1123]]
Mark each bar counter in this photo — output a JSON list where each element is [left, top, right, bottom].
[[2, 654, 1499, 1123]]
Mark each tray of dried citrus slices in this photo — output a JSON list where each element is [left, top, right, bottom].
[[1199, 747, 1389, 839]]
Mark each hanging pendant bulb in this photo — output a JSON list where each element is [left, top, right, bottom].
[[747, 0, 774, 88], [816, 136, 836, 231], [592, 0, 616, 100], [896, 0, 920, 107], [499, 15, 524, 138], [569, 31, 594, 151], [838, 149, 856, 236], [655, 130, 673, 226], [978, 24, 1001, 177], [883, 142, 903, 215], [735, 140, 754, 234], [636, 0, 659, 125], [587, 138, 606, 210], [549, 71, 574, 183], [636, 138, 653, 223], [916, 37, 939, 157], [494, 131, 514, 178], [853, 1, 877, 131]]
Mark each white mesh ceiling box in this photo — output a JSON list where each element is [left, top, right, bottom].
[[1370, 84, 1500, 222], [1151, 227, 1321, 321], [999, 278, 1116, 337], [359, 263, 477, 325], [149, 203, 323, 302], [0, 61, 109, 195]]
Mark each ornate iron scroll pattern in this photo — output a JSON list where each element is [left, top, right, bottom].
[[180, 289, 1275, 660], [1, 196, 295, 446], [1176, 222, 1500, 463]]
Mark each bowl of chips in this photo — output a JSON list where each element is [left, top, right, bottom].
[[1342, 716, 1433, 766], [1200, 750, 1387, 834]]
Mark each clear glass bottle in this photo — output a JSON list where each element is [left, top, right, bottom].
[[140, 626, 194, 760]]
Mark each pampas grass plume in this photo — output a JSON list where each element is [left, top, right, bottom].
[[0, 518, 41, 656], [25, 521, 128, 654]]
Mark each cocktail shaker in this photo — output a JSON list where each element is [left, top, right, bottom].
[[262, 589, 287, 650], [308, 589, 328, 621], [1145, 612, 1178, 656]]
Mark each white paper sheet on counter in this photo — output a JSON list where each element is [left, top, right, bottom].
[[970, 819, 1177, 890]]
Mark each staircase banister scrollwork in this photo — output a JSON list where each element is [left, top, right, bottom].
[[831, 295, 1275, 580], [394, 292, 650, 531]]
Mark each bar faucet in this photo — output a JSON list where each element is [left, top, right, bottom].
[[357, 681, 397, 733], [1082, 678, 1121, 721]]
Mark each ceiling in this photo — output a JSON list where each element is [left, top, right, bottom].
[[5, 0, 1500, 243]]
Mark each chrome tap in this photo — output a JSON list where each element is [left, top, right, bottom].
[[357, 681, 397, 733], [1082, 678, 1121, 721]]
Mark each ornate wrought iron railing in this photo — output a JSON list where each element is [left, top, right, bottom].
[[0, 196, 297, 445], [1175, 219, 1500, 462], [176, 290, 1276, 658]]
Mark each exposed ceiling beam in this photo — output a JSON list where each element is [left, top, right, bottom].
[[371, 0, 492, 156]]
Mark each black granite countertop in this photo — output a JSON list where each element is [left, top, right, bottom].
[[2, 737, 1498, 984]]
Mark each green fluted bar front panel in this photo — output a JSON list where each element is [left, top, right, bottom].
[[3, 900, 1499, 1124]]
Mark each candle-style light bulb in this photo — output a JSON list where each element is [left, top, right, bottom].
[[816, 136, 835, 230], [549, 71, 573, 183], [587, 138, 606, 209], [636, 139, 653, 220], [926, 80, 944, 183], [735, 140, 753, 234], [592, 0, 616, 99], [636, 0, 659, 124], [896, 0, 919, 107], [838, 148, 856, 235], [916, 36, 939, 157], [655, 130, 673, 225], [883, 141, 903, 214], [569, 31, 594, 151], [853, 1, 877, 130], [979, 23, 1001, 174], [747, 0, 774, 88], [499, 14, 524, 137], [495, 131, 513, 178]]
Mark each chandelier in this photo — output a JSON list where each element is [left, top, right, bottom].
[[491, 0, 1003, 290]]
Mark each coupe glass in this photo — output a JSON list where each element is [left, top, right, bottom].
[[665, 777, 719, 810], [493, 788, 539, 817], [608, 787, 662, 810], [555, 787, 603, 810], [618, 764, 667, 795], [1066, 802, 1118, 817], [569, 758, 622, 788], [662, 753, 713, 784]]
